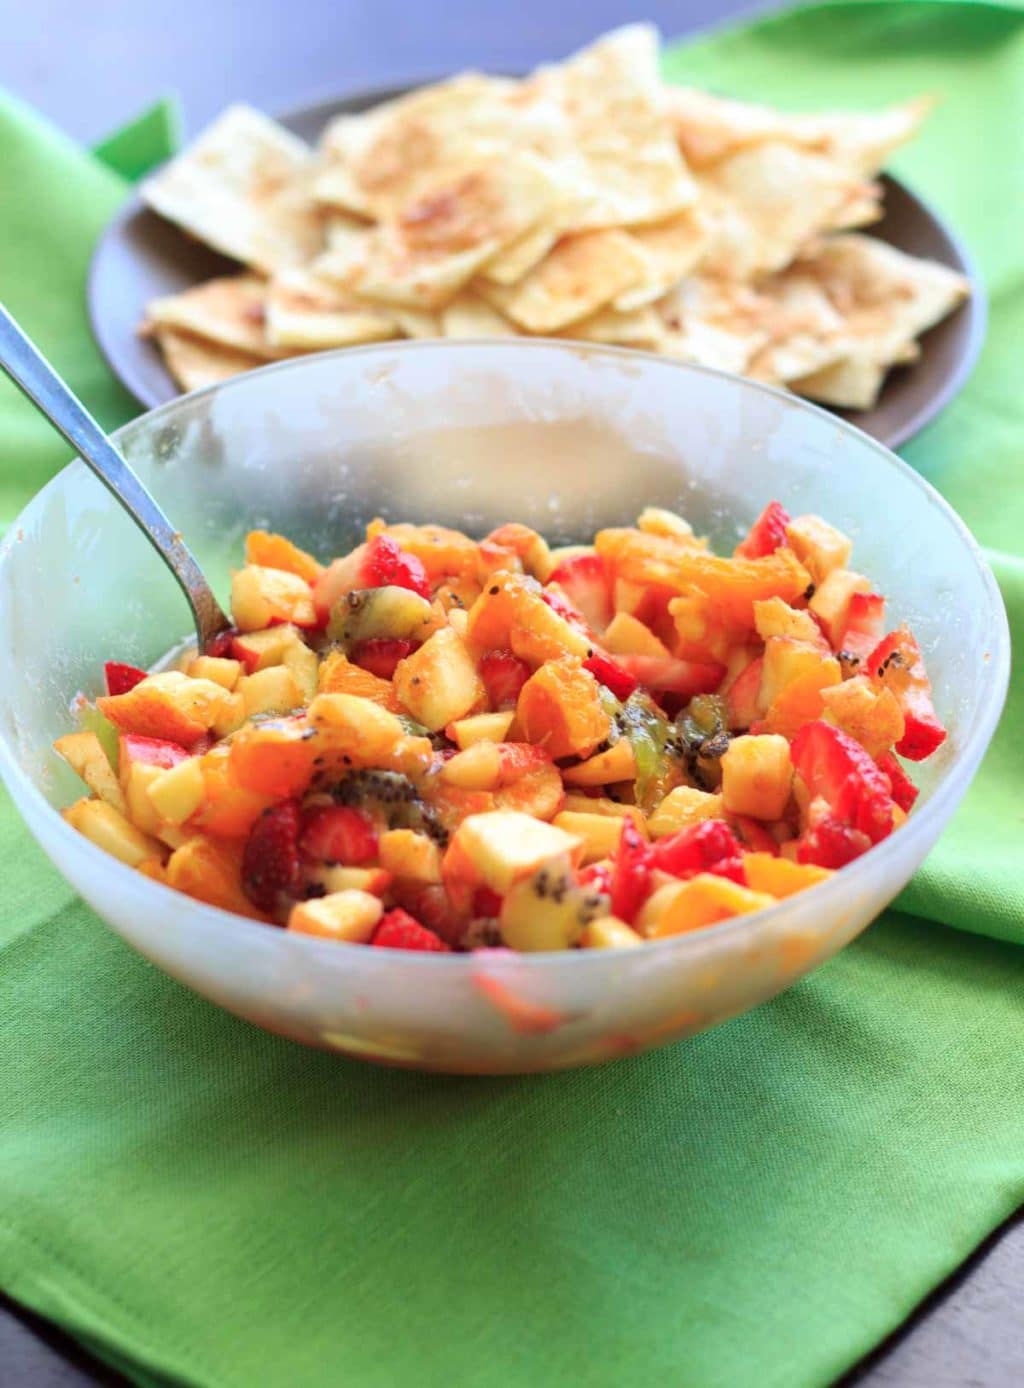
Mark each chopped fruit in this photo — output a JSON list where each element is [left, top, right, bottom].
[[447, 711, 515, 748], [730, 815, 780, 855], [326, 585, 437, 650], [499, 854, 604, 951], [230, 625, 301, 672], [510, 590, 592, 664], [311, 544, 368, 624], [136, 856, 168, 885], [838, 592, 886, 663], [650, 820, 746, 884], [300, 804, 378, 865], [480, 523, 552, 580], [640, 874, 776, 938], [790, 720, 895, 844], [735, 500, 791, 559], [561, 794, 645, 831], [281, 640, 318, 704], [785, 515, 852, 584], [187, 655, 243, 690], [753, 597, 826, 648], [204, 629, 239, 660], [165, 837, 257, 917], [146, 756, 206, 825], [241, 799, 303, 912], [473, 887, 504, 918], [561, 740, 636, 786], [227, 719, 319, 799], [360, 533, 431, 598], [583, 650, 638, 701], [238, 666, 303, 717], [877, 752, 919, 813], [98, 671, 232, 745], [479, 650, 531, 709], [230, 565, 317, 631], [546, 553, 613, 632], [194, 744, 276, 837], [578, 861, 613, 893], [288, 890, 384, 942], [63, 797, 164, 867], [351, 638, 415, 679], [552, 810, 637, 864], [104, 661, 148, 696], [761, 655, 842, 742], [609, 819, 653, 924], [795, 813, 870, 869], [720, 734, 793, 821], [314, 866, 393, 895], [636, 507, 696, 541], [444, 810, 583, 899], [809, 568, 871, 647], [317, 649, 402, 712], [465, 572, 533, 653], [244, 530, 323, 582], [867, 626, 947, 761], [820, 675, 905, 759], [581, 916, 643, 948], [393, 626, 486, 730], [602, 610, 671, 658], [119, 733, 190, 770], [308, 694, 409, 762], [372, 908, 450, 951], [611, 654, 725, 697], [368, 521, 480, 582], [646, 786, 724, 838], [759, 637, 835, 710], [54, 731, 125, 811], [378, 829, 443, 883], [725, 657, 764, 730], [516, 657, 610, 760], [742, 852, 832, 898]]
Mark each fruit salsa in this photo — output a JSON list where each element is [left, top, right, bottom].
[[56, 506, 945, 952]]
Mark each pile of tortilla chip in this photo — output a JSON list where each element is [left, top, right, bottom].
[[140, 24, 969, 411]]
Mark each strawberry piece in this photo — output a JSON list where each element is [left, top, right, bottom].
[[479, 650, 531, 709], [242, 799, 303, 911], [372, 909, 450, 952], [838, 592, 886, 663], [104, 661, 147, 696], [725, 657, 763, 729], [119, 734, 190, 768], [735, 501, 791, 560], [877, 752, 919, 813], [300, 804, 378, 865], [228, 635, 261, 674], [796, 815, 871, 868], [651, 820, 747, 884], [613, 653, 725, 698], [393, 883, 466, 947], [360, 534, 430, 598], [546, 553, 613, 632], [472, 886, 503, 918], [578, 862, 613, 895], [205, 629, 240, 660], [583, 650, 638, 701], [866, 626, 946, 761], [351, 638, 415, 680], [610, 819, 653, 924], [791, 720, 895, 844]]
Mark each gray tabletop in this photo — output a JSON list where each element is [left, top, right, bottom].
[[1, 2, 1022, 1385]]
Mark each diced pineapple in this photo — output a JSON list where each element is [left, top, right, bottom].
[[820, 675, 905, 758], [281, 640, 318, 704], [759, 637, 831, 710], [230, 564, 316, 631], [741, 852, 832, 899], [445, 810, 583, 895], [392, 626, 486, 731], [378, 829, 443, 883], [561, 793, 646, 832], [63, 797, 164, 867], [552, 810, 635, 863], [561, 739, 636, 785], [720, 734, 793, 820], [54, 731, 125, 811], [186, 655, 242, 690], [646, 786, 724, 838], [287, 889, 383, 942], [641, 872, 776, 938], [231, 625, 300, 671], [146, 756, 207, 826], [785, 515, 852, 584], [753, 597, 826, 648], [581, 916, 644, 948], [636, 506, 696, 541], [447, 711, 515, 748], [313, 866, 393, 895], [238, 666, 304, 717], [809, 569, 871, 647], [602, 611, 671, 658], [498, 853, 595, 951]]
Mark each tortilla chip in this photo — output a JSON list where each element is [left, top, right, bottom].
[[558, 304, 663, 347], [479, 223, 560, 286], [746, 272, 847, 383], [440, 292, 519, 338], [391, 307, 442, 339], [657, 277, 769, 374], [153, 328, 263, 393], [265, 270, 399, 348], [502, 229, 650, 332], [659, 320, 762, 376], [614, 208, 709, 310], [142, 106, 324, 273], [793, 355, 889, 409], [142, 274, 283, 360]]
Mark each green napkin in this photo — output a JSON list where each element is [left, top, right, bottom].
[[1, 6, 1022, 1388]]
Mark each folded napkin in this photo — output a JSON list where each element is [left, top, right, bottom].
[[0, 5, 1022, 1387]]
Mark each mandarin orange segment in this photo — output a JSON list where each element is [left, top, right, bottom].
[[515, 657, 610, 760], [244, 530, 323, 582]]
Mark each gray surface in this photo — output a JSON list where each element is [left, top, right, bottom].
[[1, 2, 1021, 1385]]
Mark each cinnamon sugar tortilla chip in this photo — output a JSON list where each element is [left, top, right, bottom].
[[143, 275, 284, 360], [440, 292, 519, 338], [142, 106, 324, 273], [265, 270, 399, 348], [502, 229, 650, 332], [614, 208, 709, 310], [558, 304, 663, 347], [153, 329, 263, 393], [746, 272, 847, 383]]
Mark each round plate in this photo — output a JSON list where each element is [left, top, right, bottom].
[[88, 84, 986, 449]]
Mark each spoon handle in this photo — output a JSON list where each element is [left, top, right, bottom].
[[0, 303, 228, 650]]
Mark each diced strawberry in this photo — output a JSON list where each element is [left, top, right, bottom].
[[651, 820, 747, 884], [351, 638, 416, 680], [391, 882, 466, 947], [479, 650, 531, 709], [546, 553, 613, 633], [372, 909, 450, 952], [838, 592, 886, 662], [229, 635, 261, 674], [205, 629, 240, 659], [877, 752, 919, 813], [729, 815, 779, 856], [791, 720, 895, 844], [583, 650, 638, 701], [360, 534, 431, 598], [577, 862, 613, 895], [796, 813, 871, 868], [540, 586, 591, 633], [472, 886, 503, 918], [725, 657, 763, 729], [613, 654, 725, 698], [610, 819, 653, 924], [300, 804, 378, 865], [104, 661, 148, 696], [119, 734, 190, 769], [242, 799, 303, 911], [866, 627, 947, 761], [735, 501, 791, 560]]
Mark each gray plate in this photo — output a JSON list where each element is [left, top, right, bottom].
[[88, 84, 986, 450]]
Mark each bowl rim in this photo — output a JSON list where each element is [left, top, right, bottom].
[[0, 339, 1011, 970]]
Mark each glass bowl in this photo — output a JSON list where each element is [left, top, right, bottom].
[[0, 342, 1009, 1073]]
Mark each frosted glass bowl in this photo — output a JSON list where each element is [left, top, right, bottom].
[[0, 342, 1009, 1073]]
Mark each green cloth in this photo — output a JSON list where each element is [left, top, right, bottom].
[[0, 5, 1022, 1387]]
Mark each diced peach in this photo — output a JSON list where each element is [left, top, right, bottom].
[[211, 692, 247, 738], [516, 657, 610, 760], [197, 743, 278, 835], [165, 836, 258, 917], [244, 529, 323, 582], [136, 856, 168, 885], [146, 756, 207, 826], [307, 693, 408, 763], [641, 873, 776, 938], [231, 625, 302, 672], [187, 655, 242, 690], [393, 627, 486, 730], [230, 565, 316, 632], [602, 610, 671, 658], [762, 659, 842, 741], [464, 572, 533, 653], [509, 591, 591, 665], [646, 786, 724, 838], [122, 761, 166, 835], [379, 828, 443, 883], [560, 739, 636, 785], [287, 889, 383, 941], [820, 675, 905, 758], [238, 666, 304, 717], [63, 797, 164, 867], [759, 637, 832, 710], [810, 569, 871, 647], [725, 656, 765, 730], [97, 671, 231, 744], [720, 734, 793, 821], [785, 515, 852, 584], [282, 640, 318, 704], [742, 852, 832, 898], [479, 523, 552, 580], [54, 731, 125, 811], [317, 649, 402, 712]]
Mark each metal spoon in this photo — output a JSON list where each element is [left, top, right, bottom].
[[0, 303, 229, 651]]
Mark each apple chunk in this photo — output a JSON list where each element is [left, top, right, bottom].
[[393, 627, 485, 731], [444, 810, 583, 897], [63, 797, 164, 867]]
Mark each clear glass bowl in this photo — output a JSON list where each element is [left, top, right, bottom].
[[0, 342, 1009, 1073]]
